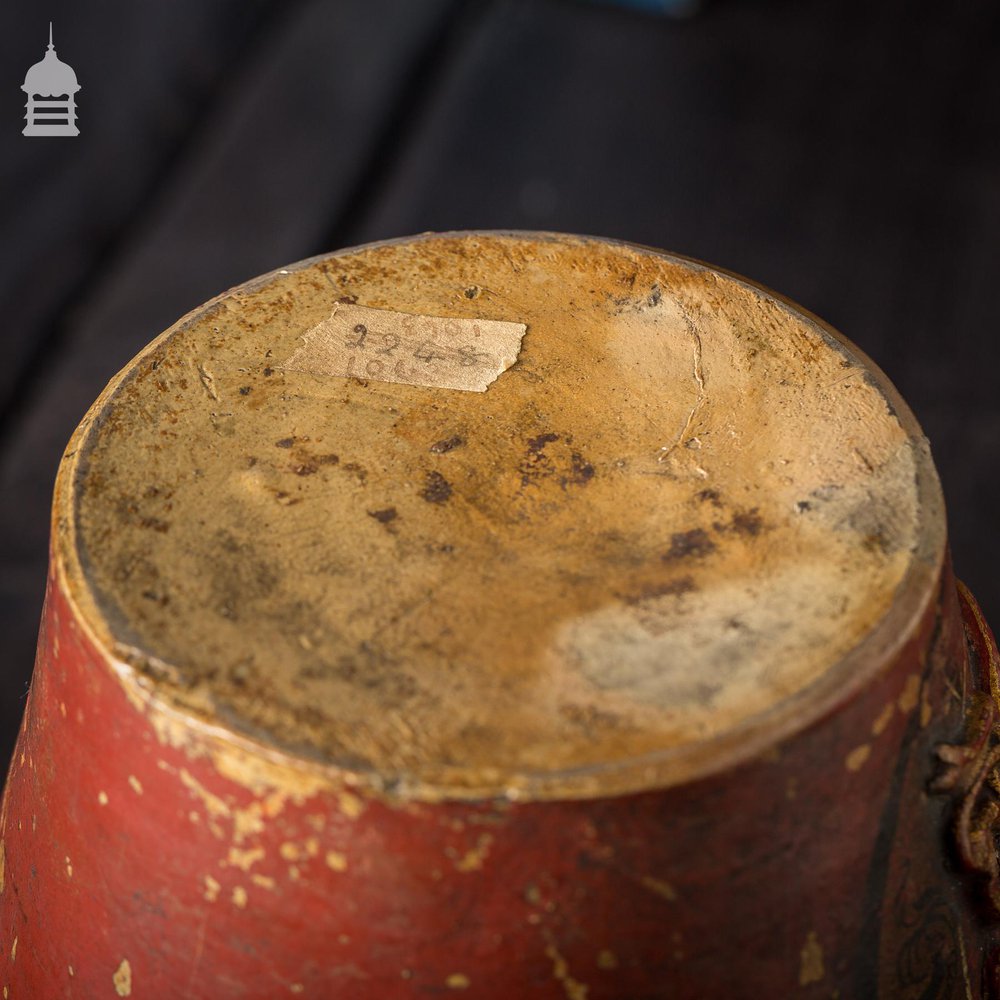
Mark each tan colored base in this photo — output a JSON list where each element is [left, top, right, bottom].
[[61, 232, 943, 797]]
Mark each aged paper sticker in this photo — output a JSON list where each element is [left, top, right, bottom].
[[282, 303, 527, 392]]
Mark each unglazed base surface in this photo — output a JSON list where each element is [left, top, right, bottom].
[[62, 232, 944, 796]]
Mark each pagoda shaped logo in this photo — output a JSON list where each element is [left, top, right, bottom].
[[22, 23, 80, 137]]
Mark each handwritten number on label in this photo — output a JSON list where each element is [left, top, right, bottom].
[[374, 333, 400, 355], [413, 340, 449, 363], [346, 323, 368, 348], [340, 318, 493, 377], [456, 345, 490, 367]]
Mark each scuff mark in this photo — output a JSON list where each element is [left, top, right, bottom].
[[186, 914, 208, 995], [871, 703, 895, 736], [113, 958, 133, 996], [326, 850, 348, 872], [452, 833, 493, 873], [226, 846, 265, 872], [197, 363, 219, 401], [657, 304, 707, 464], [544, 935, 590, 1000], [233, 792, 288, 844], [179, 768, 230, 838], [338, 790, 364, 819], [640, 875, 678, 901], [845, 744, 871, 771], [921, 683, 933, 727], [799, 931, 824, 985], [898, 674, 921, 713]]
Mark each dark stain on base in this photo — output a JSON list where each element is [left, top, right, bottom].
[[711, 507, 765, 538], [663, 529, 716, 561], [622, 576, 697, 604], [862, 531, 891, 554], [421, 471, 452, 504], [343, 462, 367, 484], [527, 432, 560, 454], [561, 451, 595, 488], [519, 433, 594, 491], [430, 435, 465, 454], [520, 433, 559, 488], [728, 509, 764, 537]]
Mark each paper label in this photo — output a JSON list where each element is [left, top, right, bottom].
[[282, 303, 527, 392]]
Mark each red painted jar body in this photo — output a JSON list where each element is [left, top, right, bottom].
[[1, 233, 997, 998]]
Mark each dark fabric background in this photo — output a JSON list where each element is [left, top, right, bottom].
[[1, 0, 997, 767]]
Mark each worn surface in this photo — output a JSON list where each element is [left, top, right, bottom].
[[61, 233, 944, 798], [3, 0, 999, 780], [0, 546, 991, 997], [0, 233, 993, 998]]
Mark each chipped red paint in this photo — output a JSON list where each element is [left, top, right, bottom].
[[0, 556, 998, 997]]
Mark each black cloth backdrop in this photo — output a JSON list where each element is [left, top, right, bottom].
[[1, 0, 997, 767]]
